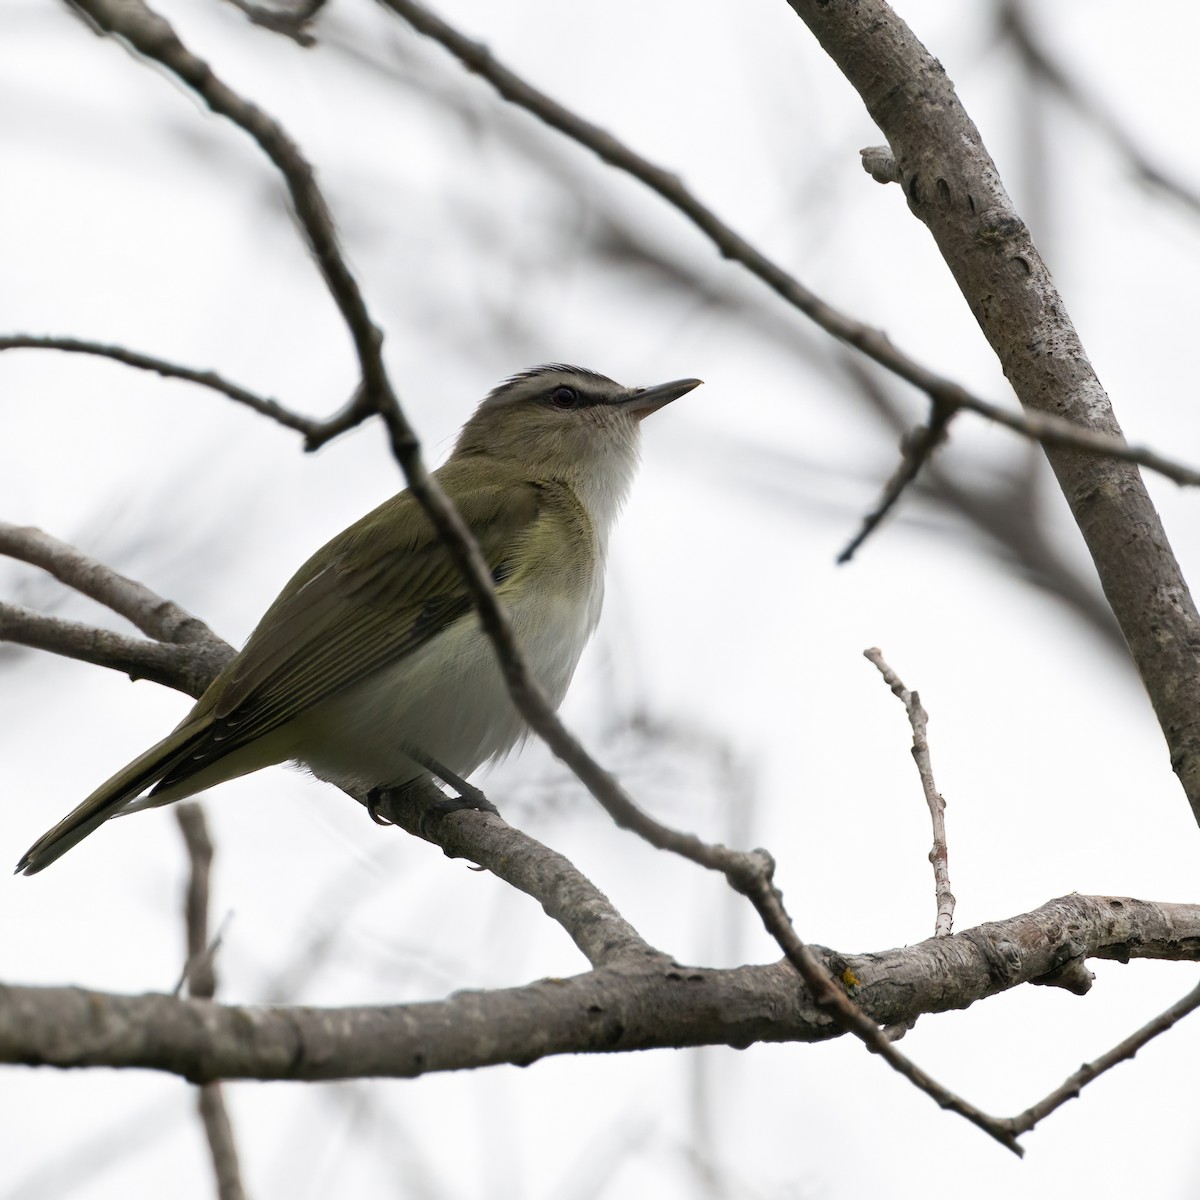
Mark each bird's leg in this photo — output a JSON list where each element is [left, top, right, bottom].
[[367, 750, 499, 838], [413, 752, 495, 811], [408, 751, 500, 840]]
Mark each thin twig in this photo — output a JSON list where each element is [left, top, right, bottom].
[[1005, 975, 1200, 1135], [738, 863, 1017, 1154], [174, 805, 248, 1200], [837, 350, 1124, 652], [865, 649, 955, 938], [175, 805, 219, 999], [380, 0, 1200, 491], [220, 0, 325, 46], [196, 1086, 247, 1200], [0, 335, 321, 440], [67, 0, 406, 452], [838, 403, 955, 563]]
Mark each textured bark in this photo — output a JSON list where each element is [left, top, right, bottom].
[[787, 0, 1200, 826], [3, 896, 1196, 1081]]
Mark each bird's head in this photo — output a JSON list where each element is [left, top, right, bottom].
[[453, 365, 701, 524]]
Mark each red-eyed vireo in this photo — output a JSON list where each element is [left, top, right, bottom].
[[17, 365, 701, 875]]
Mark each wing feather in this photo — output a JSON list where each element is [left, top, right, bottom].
[[153, 460, 541, 792]]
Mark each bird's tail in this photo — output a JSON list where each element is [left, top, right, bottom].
[[16, 721, 210, 875]]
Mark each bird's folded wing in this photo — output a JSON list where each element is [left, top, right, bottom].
[[153, 468, 541, 790]]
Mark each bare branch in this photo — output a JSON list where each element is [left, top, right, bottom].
[[0, 600, 227, 697], [789, 0, 1200, 829], [0, 525, 650, 966], [0, 522, 216, 647], [864, 649, 956, 937], [175, 805, 220, 1001], [174, 805, 247, 1200], [373, 783, 656, 968], [196, 1086, 247, 1200], [3, 895, 1196, 1092], [0, 522, 233, 692], [0, 335, 321, 442], [61, 0, 675, 913], [838, 404, 955, 564], [220, 0, 326, 46], [1006, 975, 1200, 1135], [379, 0, 1200, 494]]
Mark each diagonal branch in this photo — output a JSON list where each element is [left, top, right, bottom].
[[787, 0, 1200, 830], [838, 402, 955, 563], [61, 0, 669, 938], [1005, 974, 1200, 1135], [377, 0, 1200, 493]]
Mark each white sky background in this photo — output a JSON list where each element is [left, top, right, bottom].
[[3, 0, 1200, 1196]]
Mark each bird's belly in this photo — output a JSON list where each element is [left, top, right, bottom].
[[293, 585, 597, 793]]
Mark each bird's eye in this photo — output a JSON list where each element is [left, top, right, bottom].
[[548, 385, 578, 410]]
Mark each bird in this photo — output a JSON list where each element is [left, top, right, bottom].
[[16, 365, 701, 875]]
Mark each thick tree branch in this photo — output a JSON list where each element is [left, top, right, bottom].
[[373, 783, 656, 968], [3, 896, 1196, 1083], [788, 0, 1200, 828]]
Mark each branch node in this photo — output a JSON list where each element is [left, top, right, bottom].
[[860, 145, 901, 184]]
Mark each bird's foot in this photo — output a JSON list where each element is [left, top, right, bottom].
[[366, 762, 500, 838], [418, 784, 500, 840], [366, 787, 395, 826]]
